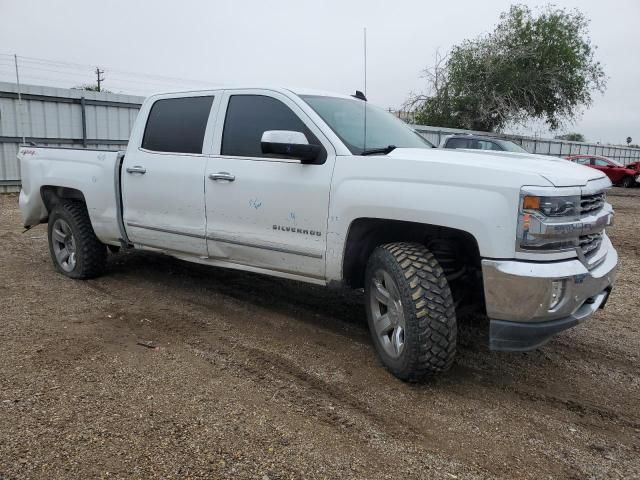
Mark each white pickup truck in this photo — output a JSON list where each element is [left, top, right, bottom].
[[18, 87, 618, 381]]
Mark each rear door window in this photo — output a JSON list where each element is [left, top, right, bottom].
[[142, 96, 214, 154], [474, 140, 502, 151], [445, 138, 469, 149]]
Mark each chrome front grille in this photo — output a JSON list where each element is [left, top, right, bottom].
[[580, 192, 605, 215], [579, 189, 609, 267], [579, 232, 603, 258]]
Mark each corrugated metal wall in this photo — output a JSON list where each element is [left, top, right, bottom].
[[412, 124, 640, 165], [0, 81, 143, 192], [2, 81, 639, 194]]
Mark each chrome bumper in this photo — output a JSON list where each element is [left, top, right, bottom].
[[482, 235, 617, 351]]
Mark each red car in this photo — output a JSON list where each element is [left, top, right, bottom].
[[626, 161, 640, 172], [565, 155, 639, 188]]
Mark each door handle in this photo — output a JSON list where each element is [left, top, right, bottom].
[[126, 166, 147, 174], [209, 172, 235, 182]]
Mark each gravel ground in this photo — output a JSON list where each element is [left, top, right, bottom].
[[0, 189, 639, 479]]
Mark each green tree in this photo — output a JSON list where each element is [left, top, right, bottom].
[[408, 5, 606, 132], [555, 133, 586, 142]]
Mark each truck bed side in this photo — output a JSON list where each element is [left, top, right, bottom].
[[18, 147, 123, 244]]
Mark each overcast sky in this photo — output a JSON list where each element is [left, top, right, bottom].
[[0, 0, 638, 144]]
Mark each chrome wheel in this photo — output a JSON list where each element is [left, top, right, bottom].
[[369, 269, 406, 358], [51, 218, 77, 272]]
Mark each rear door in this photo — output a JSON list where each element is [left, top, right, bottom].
[[121, 94, 219, 256], [203, 90, 336, 281]]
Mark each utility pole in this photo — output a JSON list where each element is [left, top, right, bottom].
[[95, 67, 105, 92]]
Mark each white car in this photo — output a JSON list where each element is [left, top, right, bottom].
[[18, 87, 617, 381]]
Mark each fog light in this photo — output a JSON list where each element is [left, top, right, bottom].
[[549, 280, 566, 310]]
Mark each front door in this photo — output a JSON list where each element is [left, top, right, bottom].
[[122, 94, 218, 256], [591, 157, 622, 183], [204, 90, 336, 281]]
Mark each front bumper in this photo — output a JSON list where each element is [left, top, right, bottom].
[[482, 235, 617, 351]]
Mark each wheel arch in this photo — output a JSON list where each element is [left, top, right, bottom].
[[40, 185, 87, 218], [341, 217, 481, 289]]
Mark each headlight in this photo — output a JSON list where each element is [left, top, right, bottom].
[[522, 195, 580, 218], [517, 188, 581, 253]]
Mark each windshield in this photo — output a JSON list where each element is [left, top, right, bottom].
[[499, 140, 530, 153], [301, 95, 433, 154], [607, 158, 624, 167]]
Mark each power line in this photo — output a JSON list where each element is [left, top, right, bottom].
[[0, 70, 152, 95], [0, 69, 213, 96], [0, 63, 192, 88], [0, 51, 226, 96], [0, 52, 218, 87]]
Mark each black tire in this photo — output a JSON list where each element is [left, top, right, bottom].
[[621, 176, 634, 188], [364, 242, 457, 382], [47, 200, 107, 279]]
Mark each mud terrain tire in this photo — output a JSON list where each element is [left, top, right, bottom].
[[364, 242, 457, 382]]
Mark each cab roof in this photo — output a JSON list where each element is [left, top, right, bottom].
[[146, 86, 355, 101]]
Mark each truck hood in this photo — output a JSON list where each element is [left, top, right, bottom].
[[387, 148, 607, 187]]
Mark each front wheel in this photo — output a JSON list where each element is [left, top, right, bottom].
[[621, 176, 635, 188], [364, 242, 457, 382], [47, 200, 107, 279]]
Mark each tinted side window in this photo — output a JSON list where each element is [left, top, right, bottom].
[[142, 96, 214, 154], [594, 158, 609, 166], [574, 157, 590, 165], [445, 138, 469, 149], [221, 95, 321, 159], [475, 140, 502, 151]]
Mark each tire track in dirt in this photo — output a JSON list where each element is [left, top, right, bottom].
[[452, 350, 640, 437], [506, 387, 640, 430], [97, 296, 593, 478], [185, 341, 369, 434], [96, 293, 419, 443], [91, 263, 640, 449], [180, 339, 518, 479], [85, 303, 503, 477], [4, 191, 640, 479]]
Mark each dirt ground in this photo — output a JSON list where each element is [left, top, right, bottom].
[[0, 189, 639, 480]]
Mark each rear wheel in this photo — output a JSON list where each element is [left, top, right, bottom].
[[47, 200, 107, 279], [364, 242, 457, 382], [621, 176, 634, 188]]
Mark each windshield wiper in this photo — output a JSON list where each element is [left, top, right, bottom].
[[360, 145, 397, 156]]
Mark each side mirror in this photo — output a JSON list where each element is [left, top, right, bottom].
[[261, 130, 321, 163]]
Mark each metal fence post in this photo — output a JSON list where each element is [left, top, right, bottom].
[[80, 96, 87, 148]]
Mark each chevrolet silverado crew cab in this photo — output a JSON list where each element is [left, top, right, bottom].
[[18, 87, 618, 381]]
